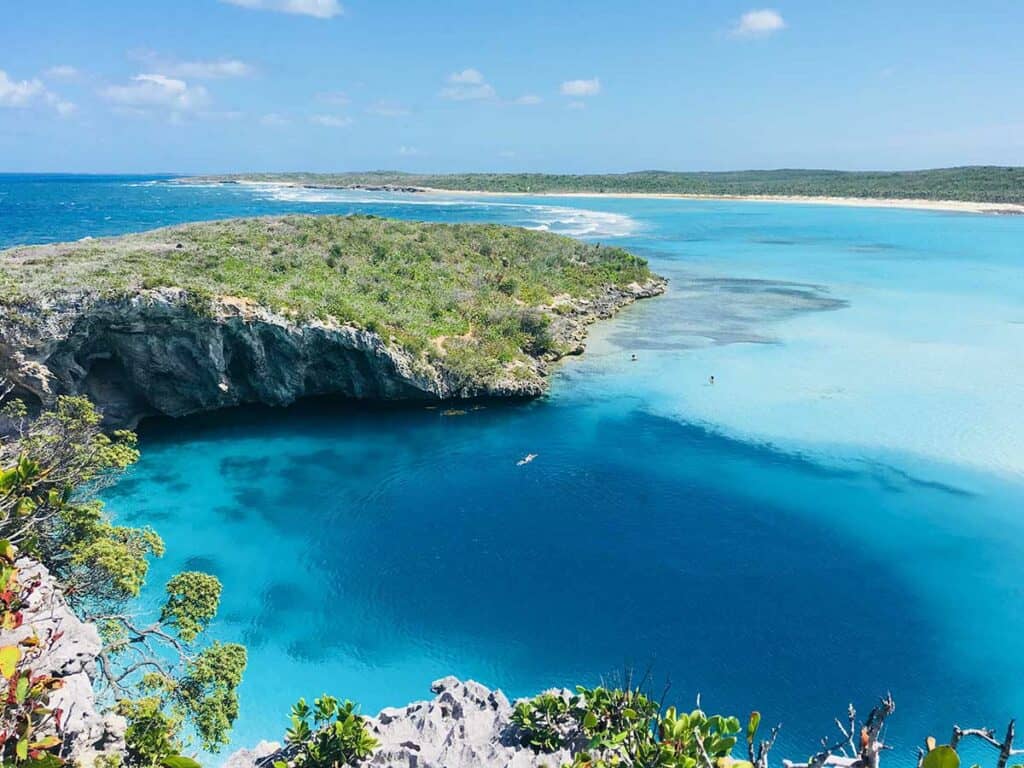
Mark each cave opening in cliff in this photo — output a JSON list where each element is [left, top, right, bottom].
[[78, 354, 152, 426]]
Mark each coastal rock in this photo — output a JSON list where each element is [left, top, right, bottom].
[[8, 559, 126, 765], [223, 740, 283, 768], [0, 279, 665, 428], [229, 677, 578, 768]]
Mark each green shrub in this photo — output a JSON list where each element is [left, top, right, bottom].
[[512, 693, 577, 752], [279, 696, 379, 768], [513, 681, 748, 768]]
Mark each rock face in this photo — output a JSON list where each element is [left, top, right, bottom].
[[9, 559, 126, 765], [228, 677, 578, 768], [0, 279, 665, 428]]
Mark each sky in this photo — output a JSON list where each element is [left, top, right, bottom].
[[1, 0, 1023, 174]]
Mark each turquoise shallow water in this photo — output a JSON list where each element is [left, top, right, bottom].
[[2, 176, 1024, 764]]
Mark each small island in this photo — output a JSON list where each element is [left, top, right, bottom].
[[0, 215, 664, 426]]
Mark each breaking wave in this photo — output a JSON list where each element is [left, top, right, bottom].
[[219, 181, 639, 239]]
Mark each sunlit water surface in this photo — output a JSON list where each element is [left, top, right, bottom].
[[2, 175, 1023, 765]]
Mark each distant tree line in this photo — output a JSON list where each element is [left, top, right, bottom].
[[192, 167, 1024, 204]]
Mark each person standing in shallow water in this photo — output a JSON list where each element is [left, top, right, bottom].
[[709, 375, 715, 385]]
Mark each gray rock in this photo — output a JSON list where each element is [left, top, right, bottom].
[[224, 740, 283, 768], [225, 677, 578, 768], [6, 559, 126, 764]]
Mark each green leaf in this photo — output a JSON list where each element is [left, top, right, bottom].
[[161, 756, 203, 768], [16, 673, 30, 703], [922, 746, 961, 768], [583, 711, 599, 730], [747, 712, 761, 744]]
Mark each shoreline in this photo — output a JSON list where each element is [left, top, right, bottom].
[[183, 178, 1024, 215], [409, 186, 1024, 215]]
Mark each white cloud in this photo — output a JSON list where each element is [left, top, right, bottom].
[[448, 68, 484, 85], [441, 82, 495, 100], [513, 94, 542, 105], [44, 65, 79, 79], [311, 114, 353, 127], [731, 9, 786, 38], [260, 112, 290, 126], [45, 92, 76, 116], [199, 109, 244, 120], [0, 69, 75, 116], [130, 50, 253, 79], [367, 100, 409, 117], [171, 58, 252, 78], [316, 91, 350, 106], [102, 74, 210, 111], [560, 78, 600, 97], [221, 0, 342, 18], [398, 145, 419, 156], [440, 68, 496, 100], [0, 70, 44, 106]]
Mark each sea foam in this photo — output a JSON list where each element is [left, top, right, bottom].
[[232, 181, 639, 238]]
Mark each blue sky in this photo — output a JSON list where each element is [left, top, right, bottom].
[[2, 0, 1022, 173]]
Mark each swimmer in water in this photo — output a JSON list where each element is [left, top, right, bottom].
[[709, 375, 715, 385], [631, 354, 637, 361]]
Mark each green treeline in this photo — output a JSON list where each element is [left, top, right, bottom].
[[193, 166, 1024, 204]]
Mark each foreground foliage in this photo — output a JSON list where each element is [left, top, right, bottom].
[[0, 216, 655, 385], [0, 541, 65, 768], [513, 681, 756, 768], [191, 167, 1024, 204], [0, 397, 149, 605], [0, 397, 246, 767], [278, 696, 379, 768]]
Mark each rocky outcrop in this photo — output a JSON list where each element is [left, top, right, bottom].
[[0, 279, 665, 428], [226, 677, 578, 768], [9, 559, 126, 766]]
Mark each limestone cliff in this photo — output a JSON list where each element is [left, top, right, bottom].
[[0, 280, 664, 428]]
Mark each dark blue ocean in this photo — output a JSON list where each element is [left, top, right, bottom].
[[3, 174, 1024, 765]]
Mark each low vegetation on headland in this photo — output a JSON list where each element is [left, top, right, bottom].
[[185, 166, 1024, 205], [0, 215, 657, 390]]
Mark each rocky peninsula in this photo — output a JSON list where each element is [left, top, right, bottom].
[[0, 215, 664, 427]]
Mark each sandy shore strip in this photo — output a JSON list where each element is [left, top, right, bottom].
[[414, 187, 1024, 215], [181, 179, 1024, 215]]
